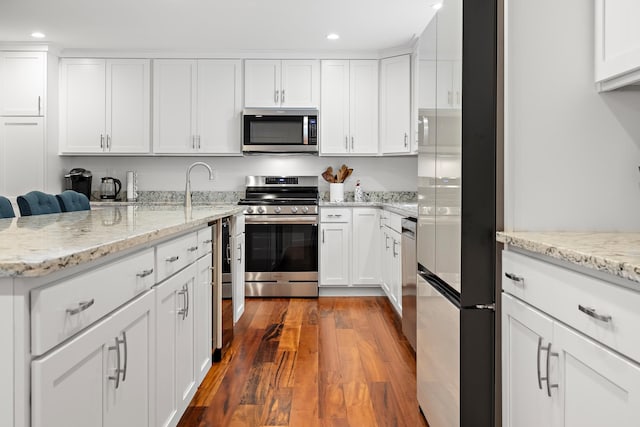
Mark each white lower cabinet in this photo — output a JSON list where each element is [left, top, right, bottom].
[[351, 208, 380, 285], [155, 262, 196, 427], [194, 252, 212, 384], [232, 213, 245, 323], [319, 208, 352, 286], [503, 293, 640, 427], [31, 290, 155, 427], [0, 117, 44, 197], [380, 226, 402, 314]]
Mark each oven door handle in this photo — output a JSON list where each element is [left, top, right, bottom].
[[245, 215, 318, 225]]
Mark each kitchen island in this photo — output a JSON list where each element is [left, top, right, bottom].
[[498, 231, 640, 426], [0, 203, 242, 427]]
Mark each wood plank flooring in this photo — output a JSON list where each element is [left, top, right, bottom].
[[177, 297, 428, 427]]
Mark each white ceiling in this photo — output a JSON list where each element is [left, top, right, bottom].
[[0, 0, 436, 54]]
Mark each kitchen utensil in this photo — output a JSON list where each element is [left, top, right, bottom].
[[322, 167, 335, 183], [100, 177, 122, 200]]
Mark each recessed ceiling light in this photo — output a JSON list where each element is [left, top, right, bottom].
[[326, 33, 340, 41], [31, 32, 46, 38], [432, 3, 443, 10]]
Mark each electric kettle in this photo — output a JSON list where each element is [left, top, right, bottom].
[[100, 177, 122, 200]]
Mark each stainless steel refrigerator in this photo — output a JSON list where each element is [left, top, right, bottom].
[[416, 0, 499, 426]]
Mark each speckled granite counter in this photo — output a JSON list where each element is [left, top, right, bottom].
[[320, 201, 418, 218], [497, 231, 640, 285], [0, 204, 242, 278]]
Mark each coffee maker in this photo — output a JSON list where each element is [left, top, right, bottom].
[[64, 168, 92, 199]]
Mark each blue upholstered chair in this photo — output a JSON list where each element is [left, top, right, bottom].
[[0, 196, 15, 218], [17, 191, 62, 216], [56, 190, 91, 212]]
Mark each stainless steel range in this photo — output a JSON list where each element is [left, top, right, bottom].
[[239, 176, 319, 297]]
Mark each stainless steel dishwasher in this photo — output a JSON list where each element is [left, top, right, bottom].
[[401, 217, 417, 351]]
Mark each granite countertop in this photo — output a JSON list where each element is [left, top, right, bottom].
[[0, 204, 242, 278], [497, 231, 640, 285], [320, 201, 418, 218]]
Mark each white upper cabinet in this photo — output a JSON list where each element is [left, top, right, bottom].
[[0, 51, 46, 116], [60, 58, 151, 154], [153, 59, 242, 155], [321, 60, 379, 155], [380, 54, 412, 154], [595, 0, 640, 91], [244, 59, 319, 108]]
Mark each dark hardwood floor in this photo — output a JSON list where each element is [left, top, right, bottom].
[[177, 297, 428, 427]]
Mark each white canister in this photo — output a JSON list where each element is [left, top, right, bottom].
[[329, 183, 344, 202]]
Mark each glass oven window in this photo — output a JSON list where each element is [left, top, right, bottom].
[[245, 223, 318, 272]]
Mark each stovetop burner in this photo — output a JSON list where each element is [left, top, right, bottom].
[[240, 175, 319, 215]]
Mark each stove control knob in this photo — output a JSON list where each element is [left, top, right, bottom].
[[274, 206, 282, 214], [291, 206, 298, 213], [246, 207, 254, 214], [257, 206, 265, 214], [302, 206, 309, 214]]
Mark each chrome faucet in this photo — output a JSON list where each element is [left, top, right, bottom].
[[185, 162, 214, 209]]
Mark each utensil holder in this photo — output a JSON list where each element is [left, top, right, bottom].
[[330, 183, 344, 202]]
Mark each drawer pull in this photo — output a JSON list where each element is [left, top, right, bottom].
[[66, 299, 95, 315], [202, 239, 213, 244], [166, 255, 180, 263], [578, 305, 612, 323], [505, 272, 524, 285], [327, 214, 342, 217], [136, 268, 154, 278], [187, 246, 198, 252]]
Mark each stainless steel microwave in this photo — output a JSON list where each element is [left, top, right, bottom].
[[242, 109, 318, 154]]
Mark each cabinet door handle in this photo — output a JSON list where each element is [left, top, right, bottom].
[[281, 89, 285, 103], [504, 272, 525, 286], [539, 341, 559, 397], [202, 239, 212, 244], [106, 134, 111, 151], [392, 239, 398, 257], [166, 255, 180, 263], [197, 135, 201, 149], [345, 136, 348, 149], [385, 234, 390, 249], [322, 229, 325, 243], [536, 337, 543, 390], [136, 268, 154, 278], [120, 331, 128, 382], [178, 286, 188, 319], [66, 299, 95, 315], [187, 246, 198, 253], [275, 90, 279, 104], [237, 243, 242, 262], [108, 336, 122, 389], [38, 95, 41, 115], [578, 305, 612, 323], [404, 133, 408, 148], [185, 285, 190, 318], [351, 136, 354, 150], [100, 134, 104, 149]]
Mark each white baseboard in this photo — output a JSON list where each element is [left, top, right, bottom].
[[318, 286, 385, 297]]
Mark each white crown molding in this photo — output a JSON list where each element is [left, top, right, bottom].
[[0, 42, 61, 55]]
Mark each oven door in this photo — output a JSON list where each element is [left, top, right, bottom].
[[244, 215, 318, 297], [242, 111, 318, 153]]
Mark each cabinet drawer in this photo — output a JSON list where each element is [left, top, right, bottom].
[[197, 226, 213, 258], [503, 250, 640, 363], [31, 248, 155, 355], [156, 231, 199, 282], [320, 208, 351, 223]]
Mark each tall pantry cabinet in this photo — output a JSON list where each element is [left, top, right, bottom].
[[0, 51, 46, 196]]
